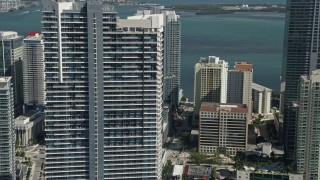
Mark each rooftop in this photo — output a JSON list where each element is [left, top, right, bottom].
[[234, 62, 253, 72], [200, 103, 248, 113], [172, 165, 183, 177], [0, 31, 21, 39], [0, 77, 11, 83], [198, 56, 228, 65], [252, 82, 272, 92], [24, 32, 42, 41]]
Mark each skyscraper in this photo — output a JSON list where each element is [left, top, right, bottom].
[[42, 0, 163, 179], [296, 70, 320, 179], [227, 62, 253, 116], [194, 56, 228, 114], [130, 7, 181, 141], [162, 9, 181, 106], [0, 31, 24, 117], [22, 32, 45, 110], [0, 77, 15, 180], [281, 0, 320, 158], [132, 8, 181, 105]]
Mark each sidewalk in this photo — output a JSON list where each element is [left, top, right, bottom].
[[29, 162, 35, 180]]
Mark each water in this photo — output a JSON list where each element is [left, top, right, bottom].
[[0, 0, 285, 100]]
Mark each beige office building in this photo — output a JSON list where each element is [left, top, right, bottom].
[[199, 103, 249, 155], [194, 56, 228, 114], [15, 110, 44, 146]]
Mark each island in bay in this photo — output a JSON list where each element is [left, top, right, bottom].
[[169, 4, 286, 15]]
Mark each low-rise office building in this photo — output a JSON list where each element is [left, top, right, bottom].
[[199, 103, 248, 155], [15, 110, 44, 146]]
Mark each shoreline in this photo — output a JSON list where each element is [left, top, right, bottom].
[[170, 4, 286, 15]]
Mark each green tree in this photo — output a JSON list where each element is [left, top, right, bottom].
[[16, 151, 21, 157], [190, 152, 206, 165], [180, 96, 187, 102], [180, 131, 190, 146], [162, 160, 173, 180], [252, 114, 264, 128], [234, 157, 244, 170], [210, 168, 217, 180], [21, 151, 25, 157]]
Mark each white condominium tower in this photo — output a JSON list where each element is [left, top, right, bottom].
[[0, 77, 15, 180], [252, 83, 272, 115], [42, 0, 164, 179], [22, 33, 45, 109], [296, 69, 320, 180], [194, 56, 228, 114], [133, 7, 181, 106]]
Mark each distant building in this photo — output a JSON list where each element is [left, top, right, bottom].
[[296, 69, 320, 179], [15, 110, 44, 147], [199, 103, 248, 155], [0, 77, 15, 180], [194, 56, 228, 114], [228, 62, 253, 117], [22, 32, 45, 110], [237, 170, 303, 180], [252, 83, 272, 114], [0, 31, 24, 117], [0, 0, 20, 12]]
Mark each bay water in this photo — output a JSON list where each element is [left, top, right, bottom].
[[0, 0, 285, 100]]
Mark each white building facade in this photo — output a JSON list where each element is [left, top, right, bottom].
[[0, 77, 15, 180], [15, 110, 44, 147], [296, 70, 320, 180], [252, 83, 272, 114]]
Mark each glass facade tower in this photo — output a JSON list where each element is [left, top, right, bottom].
[[42, 0, 163, 179], [0, 31, 24, 117], [281, 0, 320, 158]]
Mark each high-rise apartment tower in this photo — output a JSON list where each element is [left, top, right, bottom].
[[42, 0, 164, 179], [296, 70, 320, 180], [22, 32, 45, 110], [0, 77, 15, 180], [194, 56, 228, 114], [227, 62, 253, 117]]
